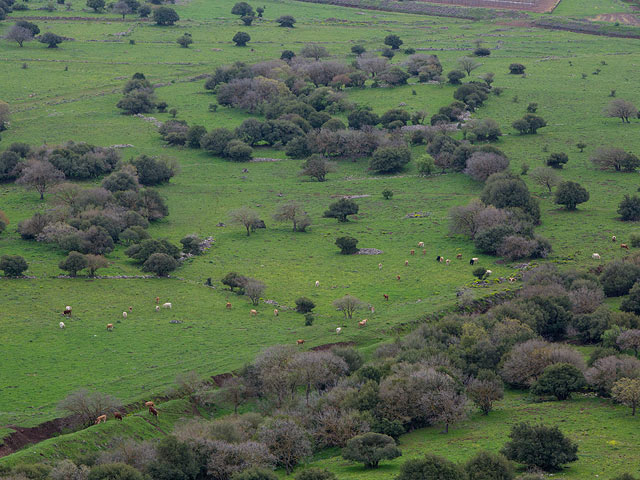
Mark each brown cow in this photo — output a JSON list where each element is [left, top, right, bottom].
[[405, 260, 409, 266], [106, 323, 114, 331], [226, 302, 232, 310], [95, 415, 107, 425], [383, 294, 389, 301], [155, 296, 160, 304], [274, 309, 279, 316], [250, 309, 258, 316], [114, 412, 123, 421], [410, 250, 415, 256], [145, 401, 155, 407], [296, 339, 305, 345], [358, 319, 368, 327], [396, 275, 401, 281], [148, 406, 159, 418], [456, 253, 463, 260], [621, 244, 629, 250]]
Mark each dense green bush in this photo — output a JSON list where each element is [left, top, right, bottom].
[[618, 195, 640, 221], [501, 423, 578, 471], [0, 254, 28, 276], [369, 146, 411, 173], [342, 432, 401, 468], [142, 252, 178, 276], [396, 454, 467, 480], [465, 451, 514, 480], [295, 297, 316, 313], [335, 236, 358, 254], [530, 363, 586, 400], [153, 6, 179, 25]]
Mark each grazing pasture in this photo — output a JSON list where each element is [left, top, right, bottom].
[[1, 0, 640, 473]]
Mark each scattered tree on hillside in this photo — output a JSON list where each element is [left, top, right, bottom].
[[16, 160, 65, 200], [300, 155, 336, 182], [229, 207, 261, 236], [153, 6, 179, 25], [383, 34, 403, 50], [58, 389, 122, 427], [231, 1, 254, 16], [177, 33, 193, 48], [618, 195, 640, 221], [59, 251, 88, 277], [509, 63, 526, 74], [396, 454, 465, 480], [86, 0, 105, 11], [335, 236, 358, 255], [604, 99, 637, 124], [233, 31, 251, 47], [591, 147, 640, 172], [611, 378, 640, 416], [512, 114, 546, 134], [273, 202, 310, 232], [530, 363, 586, 400], [546, 152, 568, 169], [0, 255, 28, 277], [333, 294, 365, 319], [458, 56, 481, 75], [112, 0, 132, 19], [324, 198, 359, 222], [276, 15, 295, 27], [554, 181, 589, 210], [4, 25, 33, 47], [530, 166, 561, 193], [142, 252, 178, 276], [39, 32, 64, 48], [467, 371, 504, 415], [244, 278, 265, 305], [300, 44, 329, 61]]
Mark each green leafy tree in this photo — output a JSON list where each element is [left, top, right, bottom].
[[618, 195, 640, 221], [611, 377, 640, 416], [39, 32, 64, 48], [465, 451, 514, 480], [153, 6, 179, 25], [554, 181, 589, 210], [335, 236, 358, 255], [369, 146, 411, 173], [88, 463, 143, 480], [141, 252, 178, 277], [530, 363, 586, 400], [295, 297, 315, 314], [396, 454, 467, 480], [233, 31, 250, 46], [384, 34, 403, 50], [324, 198, 359, 222], [447, 69, 466, 85], [501, 423, 578, 471], [86, 0, 104, 11], [231, 1, 254, 16], [509, 63, 526, 74], [59, 251, 88, 277], [342, 433, 401, 469], [512, 114, 546, 134], [177, 33, 193, 48], [546, 152, 568, 169], [276, 15, 295, 27], [0, 254, 28, 277], [301, 155, 336, 182]]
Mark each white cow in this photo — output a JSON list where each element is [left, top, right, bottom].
[[123, 311, 128, 319], [155, 305, 160, 312], [162, 302, 172, 309], [59, 322, 65, 329], [592, 253, 601, 260], [315, 280, 320, 287], [336, 327, 342, 334]]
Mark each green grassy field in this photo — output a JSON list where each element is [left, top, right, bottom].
[[2, 0, 640, 472]]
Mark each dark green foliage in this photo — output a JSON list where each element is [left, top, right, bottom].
[[102, 171, 138, 192], [186, 125, 207, 148], [342, 432, 401, 468], [177, 33, 193, 48], [396, 454, 467, 480], [117, 90, 156, 115], [472, 267, 487, 279], [509, 63, 526, 74], [0, 150, 21, 181], [379, 67, 410, 86], [546, 152, 568, 169], [531, 363, 586, 400], [295, 468, 337, 480], [554, 181, 589, 210], [224, 140, 253, 162], [474, 47, 491, 56], [601, 261, 640, 296], [0, 254, 28, 276], [86, 0, 104, 11], [512, 114, 547, 134], [125, 238, 180, 263], [39, 32, 63, 48], [8, 142, 31, 158], [281, 50, 295, 61], [321, 118, 346, 131], [332, 346, 364, 373], [382, 189, 393, 199], [301, 155, 335, 182], [12, 463, 52, 480], [59, 251, 88, 277], [131, 155, 174, 186], [153, 6, 179, 25], [16, 20, 40, 36], [348, 108, 379, 129], [369, 146, 411, 173], [146, 436, 199, 480], [447, 70, 466, 85], [285, 137, 310, 159], [465, 451, 514, 480], [618, 195, 640, 221], [295, 297, 315, 313], [474, 225, 514, 255], [231, 1, 253, 16], [138, 4, 150, 16], [222, 272, 247, 291], [351, 45, 366, 55], [88, 463, 144, 480], [380, 109, 410, 128], [324, 198, 359, 222], [233, 31, 251, 46], [335, 236, 358, 254], [501, 423, 578, 471], [201, 128, 235, 155], [276, 15, 295, 27], [481, 171, 540, 224], [384, 34, 403, 49], [180, 235, 202, 255], [621, 281, 640, 315], [142, 252, 178, 276], [232, 468, 278, 480]]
